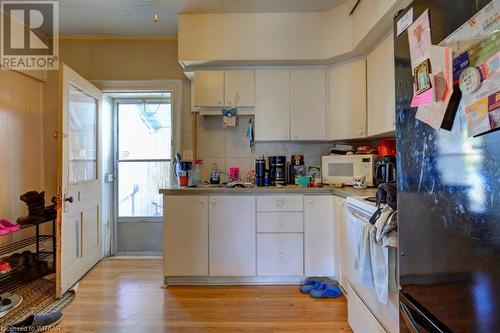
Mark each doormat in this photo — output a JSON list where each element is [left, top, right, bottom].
[[0, 278, 75, 329]]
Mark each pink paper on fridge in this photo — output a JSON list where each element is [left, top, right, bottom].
[[411, 77, 435, 107], [408, 9, 432, 70]]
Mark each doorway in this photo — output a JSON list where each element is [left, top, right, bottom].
[[112, 92, 173, 256]]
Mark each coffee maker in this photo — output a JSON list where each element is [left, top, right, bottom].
[[287, 154, 306, 185], [375, 139, 396, 184], [268, 156, 286, 186]]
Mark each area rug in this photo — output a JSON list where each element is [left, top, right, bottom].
[[0, 278, 75, 329]]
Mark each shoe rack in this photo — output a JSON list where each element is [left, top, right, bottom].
[[0, 219, 56, 294]]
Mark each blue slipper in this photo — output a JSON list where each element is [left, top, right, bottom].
[[309, 282, 342, 299], [299, 277, 322, 294]]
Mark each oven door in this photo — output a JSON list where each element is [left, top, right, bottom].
[[346, 204, 399, 333], [322, 158, 355, 185]]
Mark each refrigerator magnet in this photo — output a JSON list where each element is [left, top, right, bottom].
[[414, 59, 432, 95]]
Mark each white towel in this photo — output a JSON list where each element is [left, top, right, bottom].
[[370, 227, 390, 304], [358, 222, 374, 288]]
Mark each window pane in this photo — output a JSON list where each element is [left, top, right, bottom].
[[68, 84, 97, 184], [118, 161, 171, 217], [118, 102, 171, 160]]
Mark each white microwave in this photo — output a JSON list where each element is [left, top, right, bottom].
[[322, 154, 378, 186]]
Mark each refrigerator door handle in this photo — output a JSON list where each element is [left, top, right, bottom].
[[400, 302, 422, 333]]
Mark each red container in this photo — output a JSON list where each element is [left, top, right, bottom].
[[378, 139, 396, 158], [179, 175, 189, 187]]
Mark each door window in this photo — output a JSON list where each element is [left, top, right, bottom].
[[117, 98, 172, 217]]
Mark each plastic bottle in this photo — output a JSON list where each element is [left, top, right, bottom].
[[193, 159, 203, 186]]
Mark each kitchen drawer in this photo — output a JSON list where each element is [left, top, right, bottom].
[[257, 233, 303, 276], [257, 212, 303, 233], [257, 196, 303, 212]]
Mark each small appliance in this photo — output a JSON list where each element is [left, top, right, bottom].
[[174, 161, 193, 187], [287, 154, 305, 185], [375, 157, 396, 185], [321, 154, 378, 186], [255, 158, 266, 186], [374, 139, 396, 185], [268, 156, 286, 186]]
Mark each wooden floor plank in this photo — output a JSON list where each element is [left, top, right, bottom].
[[60, 259, 352, 333]]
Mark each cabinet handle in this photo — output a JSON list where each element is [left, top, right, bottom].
[[294, 135, 299, 139], [217, 101, 222, 105], [277, 201, 284, 207], [358, 130, 364, 135], [283, 134, 288, 139], [392, 120, 396, 126], [278, 251, 284, 258], [278, 217, 284, 224], [211, 199, 216, 205], [227, 101, 232, 105], [308, 199, 313, 204], [199, 199, 205, 204]]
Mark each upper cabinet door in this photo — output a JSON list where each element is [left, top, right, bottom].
[[367, 32, 396, 136], [255, 69, 290, 141], [290, 69, 327, 140], [224, 70, 255, 107], [328, 58, 367, 140], [194, 71, 224, 107]]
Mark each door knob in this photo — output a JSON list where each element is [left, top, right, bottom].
[[277, 201, 284, 207], [64, 196, 74, 203]]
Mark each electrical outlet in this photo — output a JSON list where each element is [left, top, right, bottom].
[[183, 149, 194, 160]]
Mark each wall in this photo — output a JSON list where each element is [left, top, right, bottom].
[[0, 69, 46, 245]]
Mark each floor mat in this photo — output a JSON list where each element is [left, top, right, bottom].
[[0, 278, 75, 329]]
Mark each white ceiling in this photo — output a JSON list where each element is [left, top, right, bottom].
[[58, 0, 346, 36]]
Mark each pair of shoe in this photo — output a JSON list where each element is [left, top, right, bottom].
[[6, 311, 63, 332], [0, 219, 20, 236], [0, 293, 23, 318], [0, 260, 11, 274], [299, 277, 342, 299]]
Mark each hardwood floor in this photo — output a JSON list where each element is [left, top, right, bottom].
[[60, 259, 351, 333]]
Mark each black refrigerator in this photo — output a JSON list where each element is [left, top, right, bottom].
[[394, 1, 500, 332]]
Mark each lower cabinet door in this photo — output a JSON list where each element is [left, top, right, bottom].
[[164, 195, 208, 276], [209, 196, 256, 276], [304, 195, 335, 277], [257, 233, 303, 276]]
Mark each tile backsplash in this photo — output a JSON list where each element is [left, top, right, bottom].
[[194, 115, 331, 182]]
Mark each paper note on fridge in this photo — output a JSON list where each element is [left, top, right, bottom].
[[463, 77, 500, 137], [408, 9, 432, 70]]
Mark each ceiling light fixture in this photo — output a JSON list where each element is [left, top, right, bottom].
[[153, 0, 159, 23]]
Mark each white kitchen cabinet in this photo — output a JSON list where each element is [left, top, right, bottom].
[[257, 195, 303, 212], [257, 233, 303, 276], [304, 195, 335, 277], [164, 196, 209, 276], [290, 69, 327, 140], [194, 71, 224, 107], [333, 196, 347, 288], [255, 69, 291, 141], [257, 212, 303, 233], [209, 196, 256, 276], [367, 32, 396, 136], [328, 59, 367, 140], [224, 70, 255, 107]]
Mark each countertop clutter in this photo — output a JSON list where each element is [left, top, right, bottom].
[[160, 185, 377, 199]]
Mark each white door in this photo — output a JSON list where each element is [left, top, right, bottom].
[[333, 196, 347, 288], [367, 32, 396, 136], [56, 64, 103, 297], [290, 69, 327, 140], [194, 71, 224, 107], [304, 195, 335, 276], [328, 59, 367, 140], [164, 196, 208, 276], [254, 69, 290, 141], [209, 196, 256, 276], [224, 70, 255, 107]]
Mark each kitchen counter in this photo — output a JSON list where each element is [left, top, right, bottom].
[[159, 185, 377, 199]]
